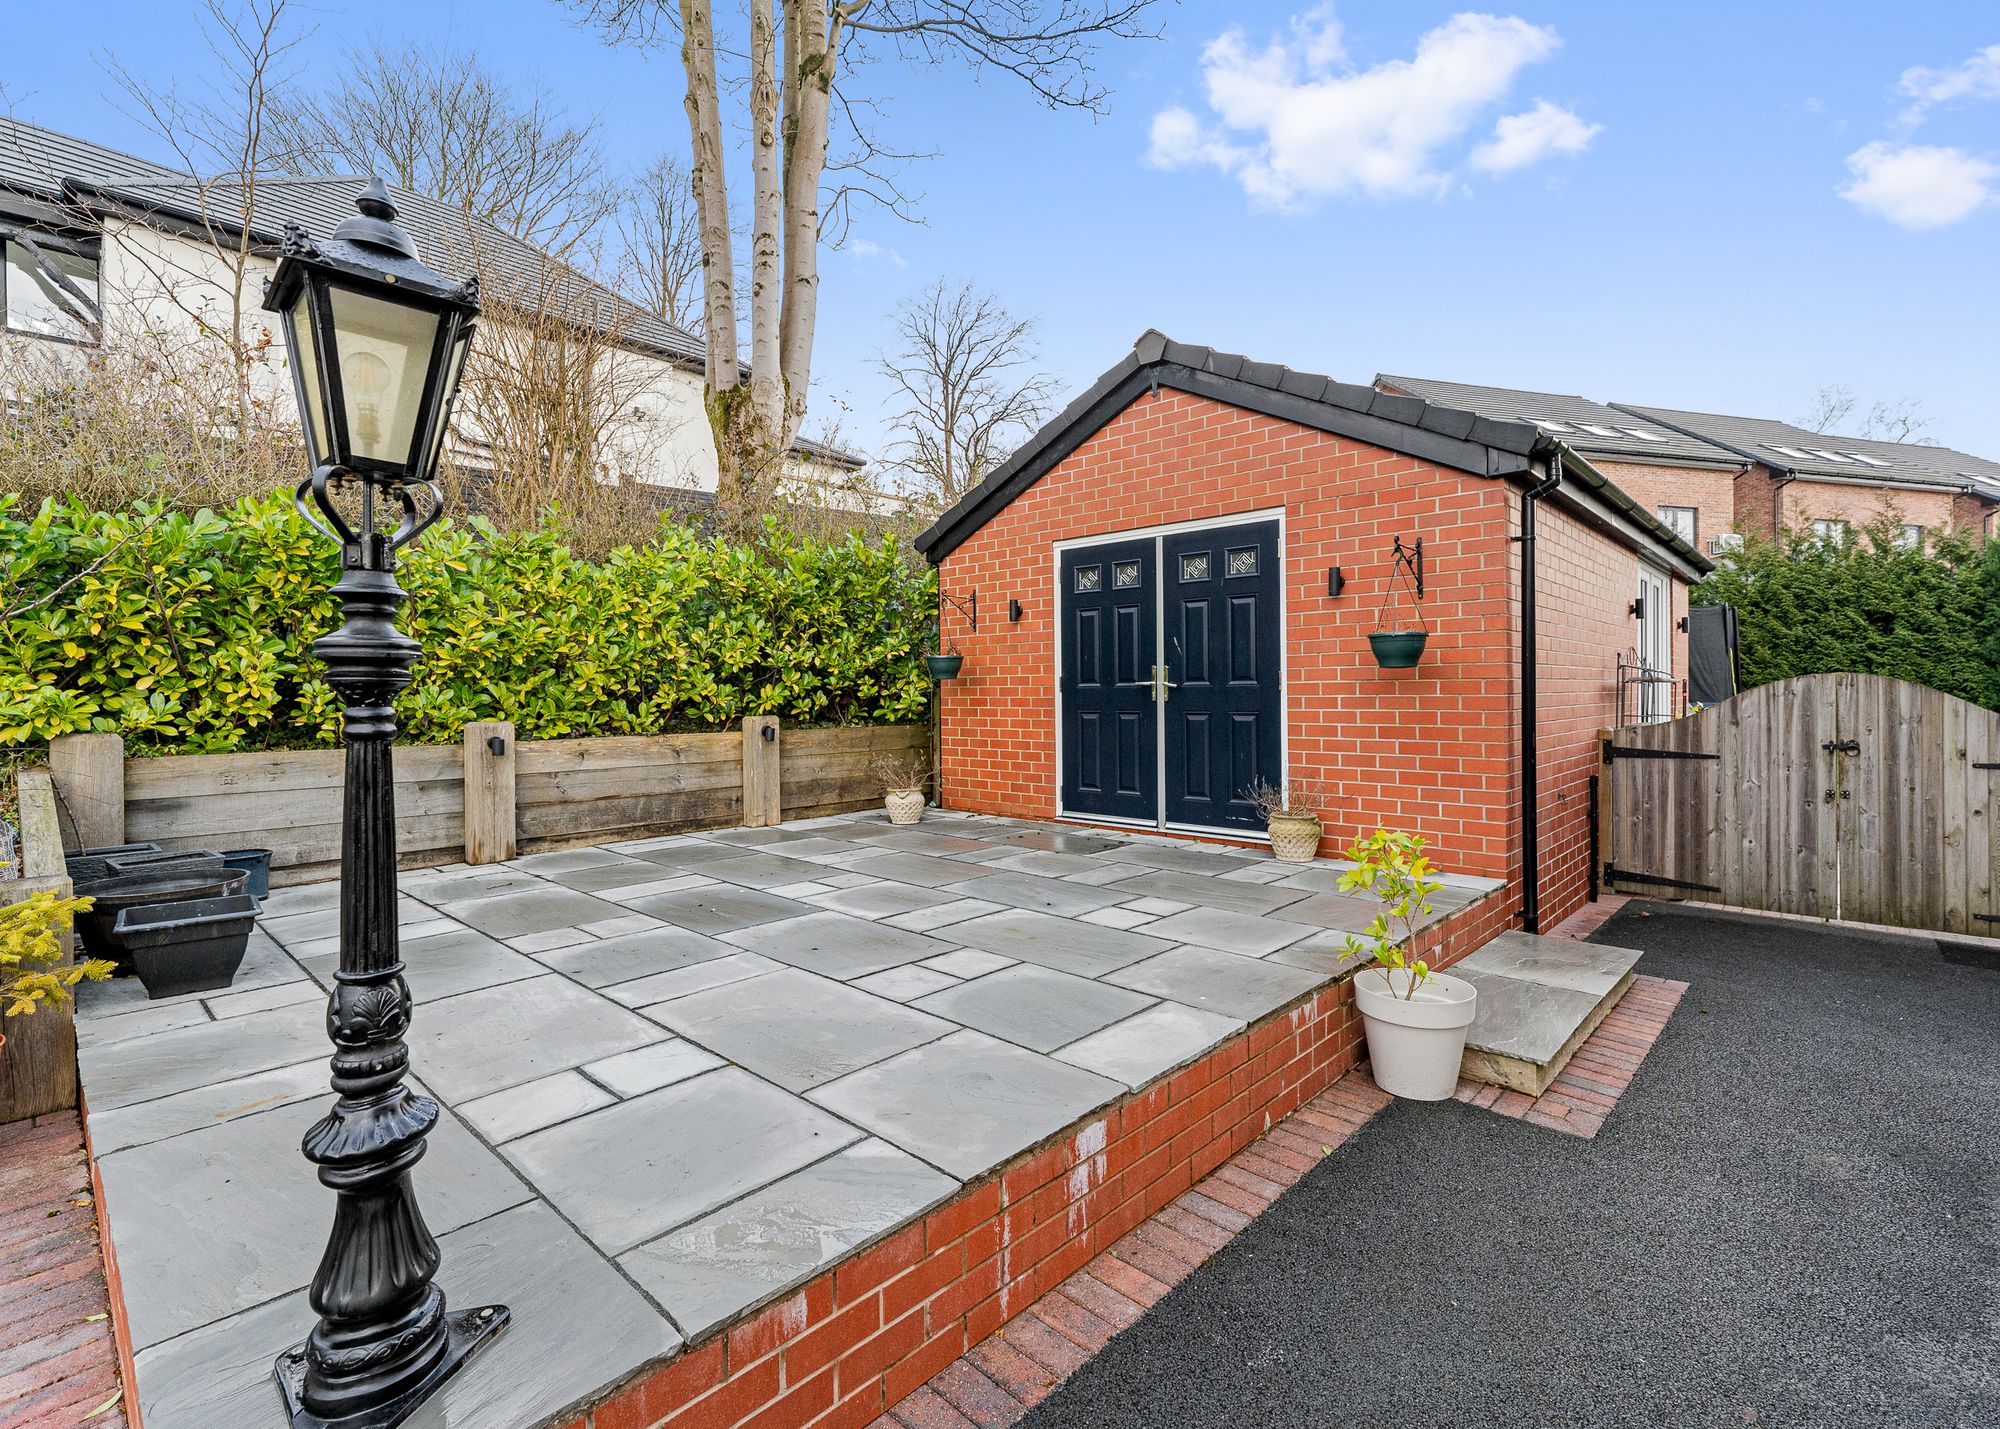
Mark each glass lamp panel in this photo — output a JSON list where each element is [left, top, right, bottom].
[[286, 289, 329, 467], [420, 324, 473, 481], [327, 283, 441, 469]]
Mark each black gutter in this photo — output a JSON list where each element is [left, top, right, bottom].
[[1517, 452, 1564, 934]]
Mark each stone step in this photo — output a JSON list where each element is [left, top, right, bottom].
[[1453, 931, 1644, 1097]]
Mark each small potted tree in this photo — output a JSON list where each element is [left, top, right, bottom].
[[871, 752, 936, 825], [1244, 777, 1326, 863], [2, 889, 115, 1052], [1337, 829, 1477, 1100]]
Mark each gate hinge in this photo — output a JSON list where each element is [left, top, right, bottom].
[[1602, 740, 1719, 764], [1821, 739, 1861, 755], [1603, 861, 1721, 894], [1974, 762, 2000, 771]]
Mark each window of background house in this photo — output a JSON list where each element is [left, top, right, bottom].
[[1811, 518, 1850, 547], [2, 239, 99, 341], [1894, 524, 1925, 550], [1659, 505, 1697, 544]]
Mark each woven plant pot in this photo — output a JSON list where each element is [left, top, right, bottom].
[[884, 790, 926, 825], [1267, 812, 1322, 863]]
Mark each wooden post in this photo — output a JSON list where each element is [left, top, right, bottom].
[[743, 716, 781, 828], [462, 721, 517, 865], [48, 732, 124, 851], [2, 772, 79, 1122]]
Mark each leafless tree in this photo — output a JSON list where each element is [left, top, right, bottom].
[[265, 40, 615, 248], [1860, 396, 1935, 445], [1800, 383, 1856, 434], [106, 0, 308, 425], [877, 280, 1054, 510], [566, 0, 1164, 532], [616, 154, 706, 334]]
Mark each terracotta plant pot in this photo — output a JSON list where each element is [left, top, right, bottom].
[[885, 789, 926, 825], [1369, 630, 1429, 668], [1266, 812, 1322, 863]]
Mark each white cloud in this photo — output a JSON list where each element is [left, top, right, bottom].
[[1144, 8, 1593, 208], [849, 238, 906, 268], [1839, 141, 1998, 230], [1896, 44, 2000, 125], [1470, 99, 1602, 172]]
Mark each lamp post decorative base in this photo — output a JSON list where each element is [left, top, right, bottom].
[[275, 1304, 510, 1429]]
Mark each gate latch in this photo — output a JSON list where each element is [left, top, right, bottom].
[[1823, 788, 1852, 803], [1822, 739, 1861, 755]]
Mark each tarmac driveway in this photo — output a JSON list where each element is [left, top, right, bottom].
[[1022, 902, 2000, 1429]]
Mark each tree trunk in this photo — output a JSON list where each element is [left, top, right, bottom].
[[778, 0, 838, 454], [678, 0, 737, 393]]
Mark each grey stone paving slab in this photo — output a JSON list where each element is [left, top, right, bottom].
[[1105, 869, 1312, 917], [583, 1038, 726, 1097], [809, 1031, 1122, 1180], [510, 847, 642, 874], [1270, 865, 1368, 894], [1105, 945, 1325, 1022], [403, 867, 548, 904], [131, 1200, 679, 1429], [944, 909, 1172, 978], [753, 835, 877, 862], [717, 910, 957, 981], [845, 851, 1003, 888], [1265, 930, 1370, 977], [626, 884, 814, 934], [534, 925, 736, 988], [1053, 1003, 1246, 1089], [884, 897, 1006, 933], [1274, 892, 1384, 932], [298, 926, 544, 1002], [1138, 907, 1319, 957], [1455, 930, 1641, 997], [74, 997, 211, 1046], [408, 974, 664, 1101], [851, 964, 963, 1002], [648, 968, 952, 1091], [200, 980, 320, 1020], [541, 858, 673, 893], [81, 930, 305, 1020], [919, 949, 1017, 978], [459, 1069, 617, 1143], [942, 871, 1128, 917], [592, 873, 716, 902], [997, 829, 1128, 855], [505, 926, 596, 955], [99, 1083, 528, 1350], [506, 1067, 862, 1254], [446, 886, 627, 939], [1090, 843, 1253, 876], [628, 841, 765, 871], [703, 852, 833, 889], [79, 1001, 329, 1111], [983, 850, 1114, 879], [913, 964, 1154, 1054], [619, 1139, 958, 1340], [1458, 968, 1607, 1064], [863, 829, 996, 856], [84, 1058, 328, 1155], [1077, 906, 1159, 931], [259, 881, 343, 917], [807, 880, 959, 921], [612, 952, 785, 1009]]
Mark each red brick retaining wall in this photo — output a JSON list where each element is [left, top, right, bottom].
[[556, 888, 1514, 1429]]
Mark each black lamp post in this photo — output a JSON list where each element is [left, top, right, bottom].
[[262, 179, 507, 1429]]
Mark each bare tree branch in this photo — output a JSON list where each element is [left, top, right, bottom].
[[615, 154, 705, 333]]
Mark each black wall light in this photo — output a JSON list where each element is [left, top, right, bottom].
[[1009, 599, 1023, 622], [1326, 567, 1346, 598]]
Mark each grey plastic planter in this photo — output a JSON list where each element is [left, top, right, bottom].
[[104, 848, 226, 880], [113, 894, 259, 999], [74, 869, 251, 966], [222, 848, 275, 899], [63, 842, 163, 884]]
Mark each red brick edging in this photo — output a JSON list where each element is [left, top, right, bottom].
[[0, 1109, 130, 1428]]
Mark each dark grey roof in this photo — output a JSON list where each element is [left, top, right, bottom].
[[0, 116, 178, 204], [916, 332, 1552, 563], [1377, 374, 1745, 469], [1612, 403, 2000, 499]]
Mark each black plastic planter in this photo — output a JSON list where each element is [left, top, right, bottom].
[[113, 895, 259, 999], [63, 842, 163, 884], [105, 848, 227, 880], [1368, 630, 1429, 668], [222, 848, 274, 899], [925, 653, 964, 680], [74, 870, 251, 966]]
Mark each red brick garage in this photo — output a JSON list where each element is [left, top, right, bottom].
[[913, 332, 1712, 934]]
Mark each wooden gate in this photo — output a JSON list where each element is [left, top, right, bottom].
[[1600, 672, 2000, 936]]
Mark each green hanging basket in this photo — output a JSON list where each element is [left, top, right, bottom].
[[1368, 631, 1429, 668], [925, 653, 964, 680]]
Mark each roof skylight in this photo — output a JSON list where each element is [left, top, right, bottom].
[[1619, 427, 1669, 442], [1576, 423, 1620, 437], [1762, 444, 1814, 460], [1804, 448, 1856, 464], [1530, 417, 1574, 432], [1843, 452, 1892, 467]]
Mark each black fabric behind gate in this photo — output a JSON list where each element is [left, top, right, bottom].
[[1687, 604, 1740, 706]]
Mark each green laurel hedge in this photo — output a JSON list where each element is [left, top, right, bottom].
[[1694, 519, 2000, 710], [0, 493, 937, 755]]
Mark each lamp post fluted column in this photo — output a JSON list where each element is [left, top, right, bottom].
[[263, 183, 504, 1429]]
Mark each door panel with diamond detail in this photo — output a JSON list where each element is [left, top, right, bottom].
[[1060, 539, 1158, 821]]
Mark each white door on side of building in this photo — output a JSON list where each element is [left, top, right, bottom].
[[1636, 566, 1671, 723]]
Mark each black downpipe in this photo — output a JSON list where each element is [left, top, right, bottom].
[[1519, 457, 1563, 933]]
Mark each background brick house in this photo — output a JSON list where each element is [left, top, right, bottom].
[[915, 333, 1709, 937]]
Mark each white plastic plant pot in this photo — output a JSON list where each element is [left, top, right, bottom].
[[1353, 967, 1478, 1101], [884, 790, 926, 825]]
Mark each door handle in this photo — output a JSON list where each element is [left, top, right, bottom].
[[1149, 664, 1177, 703]]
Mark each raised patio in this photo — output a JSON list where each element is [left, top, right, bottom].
[[74, 810, 1507, 1429]]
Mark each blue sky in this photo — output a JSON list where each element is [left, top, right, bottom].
[[7, 2, 1998, 459]]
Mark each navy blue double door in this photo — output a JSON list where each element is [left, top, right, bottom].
[[1059, 521, 1282, 833]]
